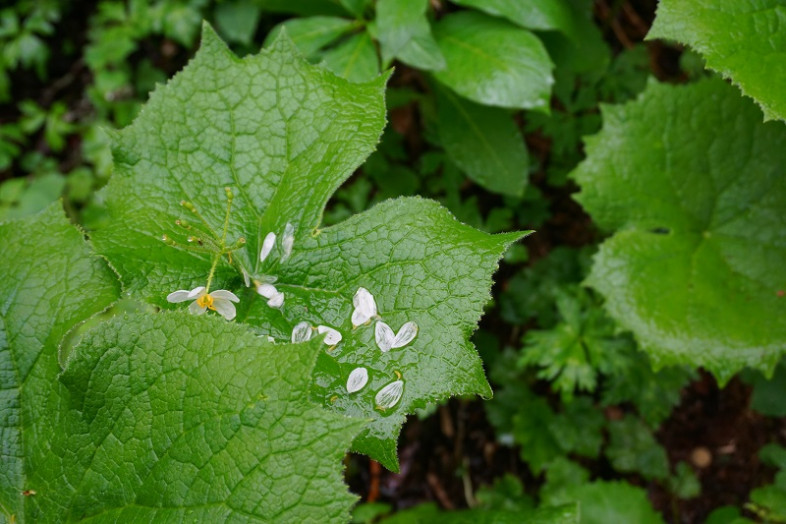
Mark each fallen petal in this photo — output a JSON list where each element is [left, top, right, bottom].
[[393, 321, 418, 348], [375, 380, 404, 409], [375, 321, 395, 352], [317, 325, 342, 345], [280, 222, 295, 262], [267, 291, 285, 308], [351, 287, 377, 327], [259, 232, 276, 262], [291, 321, 313, 343], [346, 367, 369, 393], [256, 283, 278, 298], [187, 286, 206, 298]]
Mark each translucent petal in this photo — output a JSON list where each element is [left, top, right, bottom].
[[212, 298, 237, 320], [280, 222, 295, 262], [375, 380, 404, 409], [351, 287, 377, 326], [210, 289, 239, 302], [241, 268, 250, 287], [187, 286, 206, 298], [166, 290, 192, 303], [259, 232, 276, 262], [375, 321, 395, 352], [188, 300, 206, 315], [267, 291, 285, 308], [256, 283, 278, 298], [317, 325, 342, 345], [392, 321, 418, 348], [346, 367, 369, 393], [291, 321, 313, 343]]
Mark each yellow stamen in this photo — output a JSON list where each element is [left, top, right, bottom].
[[197, 294, 213, 309]]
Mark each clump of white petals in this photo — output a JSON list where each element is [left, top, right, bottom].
[[166, 286, 240, 321], [291, 321, 313, 343], [259, 232, 276, 262], [375, 380, 404, 409], [346, 367, 369, 393], [351, 287, 377, 327], [256, 283, 284, 308], [317, 325, 342, 345], [280, 222, 295, 262], [375, 321, 418, 352]]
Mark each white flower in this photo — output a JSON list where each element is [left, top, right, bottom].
[[256, 283, 284, 308], [167, 286, 239, 320], [259, 232, 276, 262], [317, 325, 342, 345], [351, 287, 377, 327], [280, 222, 294, 262], [375, 380, 404, 409], [291, 321, 313, 343], [375, 321, 418, 352], [346, 367, 369, 393]]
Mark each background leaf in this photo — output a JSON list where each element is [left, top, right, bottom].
[[376, 0, 444, 71]]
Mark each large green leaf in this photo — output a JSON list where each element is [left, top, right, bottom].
[[648, 0, 786, 122], [0, 204, 119, 521], [543, 481, 664, 524], [572, 77, 786, 383], [432, 11, 553, 111], [91, 24, 525, 471], [449, 0, 576, 34], [435, 84, 529, 197], [319, 30, 380, 82], [264, 16, 358, 59], [376, 0, 445, 71]]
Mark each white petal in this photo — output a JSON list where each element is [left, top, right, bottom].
[[375, 380, 404, 409], [242, 269, 250, 287], [187, 286, 206, 298], [375, 321, 395, 352], [267, 291, 285, 308], [351, 287, 377, 327], [346, 367, 369, 393], [210, 289, 240, 302], [291, 321, 313, 343], [256, 283, 278, 298], [267, 336, 276, 343], [212, 298, 237, 320], [280, 222, 294, 262], [188, 300, 206, 315], [259, 232, 276, 262], [392, 321, 418, 348], [166, 290, 192, 303], [317, 325, 342, 345]]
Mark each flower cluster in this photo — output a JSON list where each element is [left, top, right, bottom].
[[167, 287, 240, 320]]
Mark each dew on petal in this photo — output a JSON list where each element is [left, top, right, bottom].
[[375, 321, 395, 352], [267, 291, 284, 308], [260, 232, 276, 262], [317, 325, 342, 345], [346, 367, 369, 393], [392, 321, 418, 348], [291, 321, 313, 343], [280, 222, 294, 262], [256, 283, 278, 298], [375, 380, 403, 409], [351, 287, 377, 327]]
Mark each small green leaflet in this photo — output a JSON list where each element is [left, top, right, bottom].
[[0, 204, 119, 521], [91, 24, 526, 471], [572, 77, 786, 384], [648, 0, 786, 122], [543, 480, 664, 524], [449, 0, 577, 35], [376, 0, 445, 71]]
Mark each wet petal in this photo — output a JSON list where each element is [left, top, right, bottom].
[[256, 283, 278, 298], [392, 321, 418, 348], [267, 291, 285, 308], [291, 321, 313, 343], [317, 325, 342, 345], [166, 290, 192, 303], [280, 222, 294, 262], [241, 268, 250, 287], [351, 287, 377, 327], [347, 367, 369, 393], [188, 300, 206, 315], [375, 321, 395, 352], [187, 286, 206, 298], [212, 298, 237, 320], [210, 289, 239, 302], [259, 232, 276, 262], [375, 380, 404, 409]]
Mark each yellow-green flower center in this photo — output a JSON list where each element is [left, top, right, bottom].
[[197, 294, 214, 309]]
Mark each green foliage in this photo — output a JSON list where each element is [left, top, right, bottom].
[[747, 445, 786, 522], [380, 501, 579, 524], [649, 0, 786, 121], [543, 480, 664, 524], [573, 77, 786, 384], [606, 416, 669, 481], [376, 0, 444, 70]]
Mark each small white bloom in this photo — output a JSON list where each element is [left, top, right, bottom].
[[280, 222, 295, 262], [317, 325, 342, 345], [375, 321, 418, 352], [375, 380, 404, 409], [351, 287, 377, 327], [291, 321, 313, 343], [167, 287, 239, 320], [256, 283, 285, 309], [259, 232, 276, 262], [346, 367, 369, 393]]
